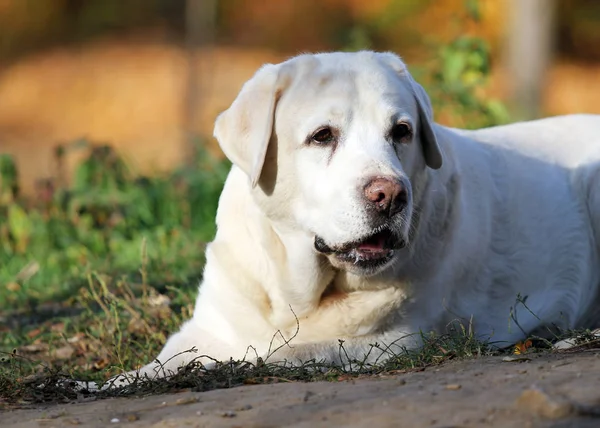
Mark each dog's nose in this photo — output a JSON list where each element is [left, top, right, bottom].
[[364, 177, 407, 217]]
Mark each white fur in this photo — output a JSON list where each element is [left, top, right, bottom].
[[106, 51, 600, 386]]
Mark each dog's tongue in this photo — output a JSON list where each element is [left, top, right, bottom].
[[357, 233, 386, 251]]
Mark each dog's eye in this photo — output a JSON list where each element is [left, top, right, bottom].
[[391, 123, 412, 142], [311, 127, 336, 145]]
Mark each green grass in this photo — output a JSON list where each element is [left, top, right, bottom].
[[0, 27, 518, 406], [0, 141, 231, 405], [1, 279, 502, 403], [0, 141, 229, 308]]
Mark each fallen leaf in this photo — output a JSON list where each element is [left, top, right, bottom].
[[445, 384, 462, 390], [336, 375, 354, 382], [15, 261, 40, 281], [92, 357, 110, 370], [127, 317, 150, 335], [502, 356, 531, 362], [52, 345, 74, 360], [67, 333, 85, 344], [514, 339, 533, 355], [20, 342, 48, 352], [147, 293, 171, 307], [26, 329, 42, 339], [6, 282, 20, 292], [175, 397, 199, 405], [51, 322, 66, 332]]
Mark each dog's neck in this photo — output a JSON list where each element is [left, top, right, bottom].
[[388, 127, 462, 281], [209, 167, 336, 331]]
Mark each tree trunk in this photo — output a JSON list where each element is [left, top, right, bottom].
[[183, 0, 217, 166], [506, 0, 558, 120]]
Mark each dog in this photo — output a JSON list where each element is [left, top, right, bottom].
[[107, 50, 600, 386]]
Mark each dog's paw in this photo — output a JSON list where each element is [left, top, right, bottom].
[[55, 379, 101, 393], [100, 366, 169, 390], [100, 360, 217, 390], [351, 286, 407, 314], [101, 372, 142, 390]]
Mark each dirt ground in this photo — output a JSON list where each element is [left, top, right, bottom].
[[2, 351, 600, 428]]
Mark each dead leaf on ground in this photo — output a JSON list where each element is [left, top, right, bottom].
[[502, 356, 531, 362], [127, 317, 151, 335], [50, 322, 66, 332], [514, 339, 533, 355], [52, 345, 75, 360], [445, 383, 462, 390], [67, 333, 85, 344], [92, 357, 110, 370], [146, 293, 171, 308], [26, 329, 43, 339], [6, 282, 21, 292], [20, 342, 48, 353]]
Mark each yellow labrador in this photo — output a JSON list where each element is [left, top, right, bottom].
[[107, 51, 600, 386]]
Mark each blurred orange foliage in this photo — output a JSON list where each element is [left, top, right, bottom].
[[1, 0, 599, 194]]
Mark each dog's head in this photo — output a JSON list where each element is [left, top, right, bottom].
[[214, 51, 443, 276]]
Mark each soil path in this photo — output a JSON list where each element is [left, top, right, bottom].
[[3, 351, 600, 428]]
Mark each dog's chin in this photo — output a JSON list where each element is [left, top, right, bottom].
[[314, 227, 405, 276]]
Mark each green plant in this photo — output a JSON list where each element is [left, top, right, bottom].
[[426, 35, 509, 129], [341, 0, 509, 130], [0, 141, 229, 309]]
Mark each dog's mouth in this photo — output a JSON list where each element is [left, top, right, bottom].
[[314, 226, 405, 270]]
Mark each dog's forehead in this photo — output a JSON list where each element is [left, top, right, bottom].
[[288, 53, 399, 91], [279, 52, 414, 119]]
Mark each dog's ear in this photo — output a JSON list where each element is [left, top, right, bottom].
[[407, 74, 443, 169], [378, 52, 443, 169], [213, 64, 286, 187]]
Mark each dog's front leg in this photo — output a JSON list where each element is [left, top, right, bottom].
[[270, 325, 420, 368], [281, 286, 407, 343], [99, 318, 229, 389]]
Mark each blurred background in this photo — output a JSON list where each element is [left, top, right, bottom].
[[1, 0, 599, 308]]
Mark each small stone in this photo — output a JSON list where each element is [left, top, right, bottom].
[[125, 414, 139, 422], [175, 397, 199, 405], [221, 411, 237, 418], [516, 387, 573, 419], [303, 391, 315, 402], [445, 384, 462, 390], [502, 356, 531, 362], [236, 404, 253, 411], [110, 418, 120, 423]]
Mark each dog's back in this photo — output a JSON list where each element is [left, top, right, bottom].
[[456, 114, 600, 329], [465, 114, 600, 250]]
